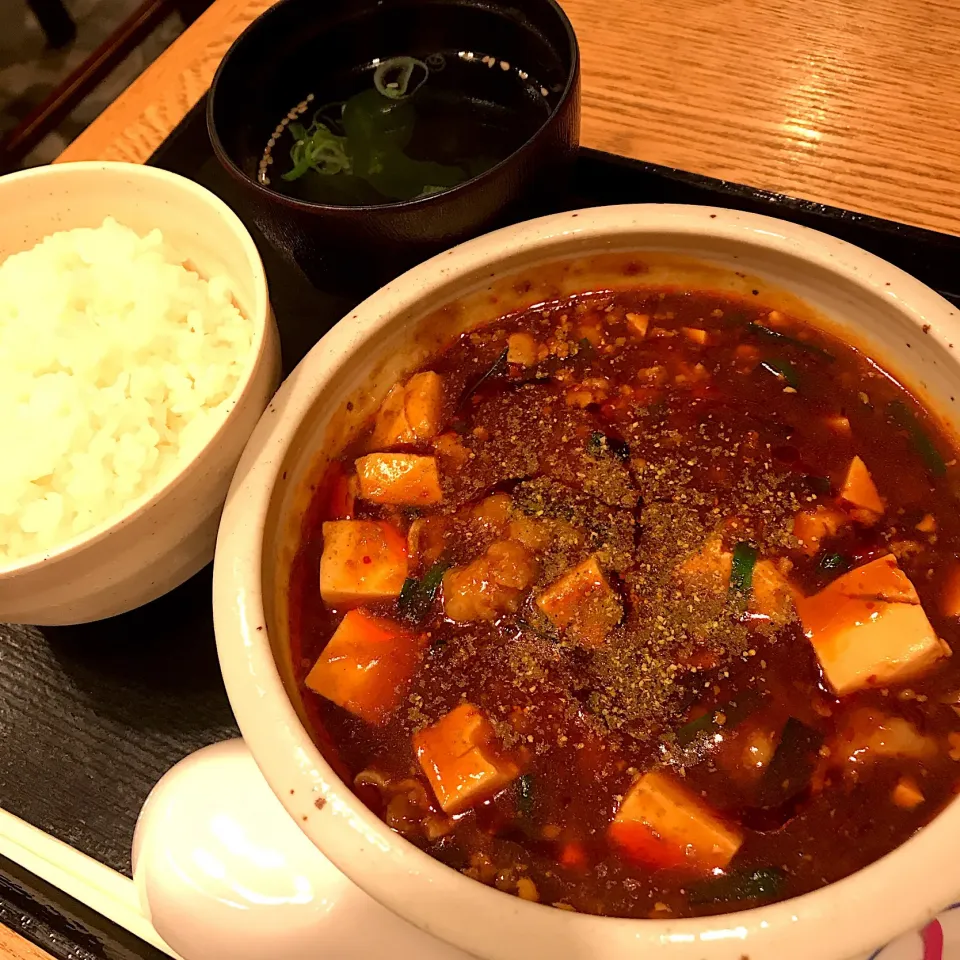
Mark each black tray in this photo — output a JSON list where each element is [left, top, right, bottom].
[[4, 95, 960, 960]]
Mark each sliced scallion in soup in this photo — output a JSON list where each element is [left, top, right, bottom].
[[288, 284, 960, 918]]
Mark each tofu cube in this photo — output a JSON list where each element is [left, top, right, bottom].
[[751, 558, 797, 623], [370, 371, 444, 447], [681, 327, 710, 345], [793, 506, 848, 556], [679, 537, 732, 582], [305, 610, 426, 724], [414, 703, 520, 814], [679, 539, 794, 621], [608, 769, 743, 872], [354, 453, 442, 506], [536, 556, 622, 645], [319, 520, 408, 608], [840, 455, 884, 515], [433, 431, 471, 470], [796, 555, 950, 696]]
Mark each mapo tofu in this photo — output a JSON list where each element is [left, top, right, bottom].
[[288, 282, 960, 919]]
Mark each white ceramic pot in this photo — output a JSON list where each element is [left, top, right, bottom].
[[142, 205, 960, 960], [0, 161, 279, 624]]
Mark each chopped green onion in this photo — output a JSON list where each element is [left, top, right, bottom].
[[373, 56, 428, 100], [688, 867, 785, 905], [676, 692, 761, 746], [282, 120, 352, 182], [675, 711, 717, 745], [585, 431, 604, 456], [746, 323, 834, 360], [757, 717, 823, 807], [516, 614, 559, 643], [586, 431, 630, 462], [398, 561, 448, 621], [760, 358, 800, 389], [578, 337, 596, 359], [888, 400, 947, 477], [517, 773, 535, 816], [398, 577, 419, 607], [818, 552, 850, 575], [728, 541, 758, 612], [421, 561, 447, 593], [806, 475, 832, 496]]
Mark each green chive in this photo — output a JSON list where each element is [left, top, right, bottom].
[[688, 867, 785, 905], [517, 773, 535, 816], [676, 691, 761, 746], [760, 358, 801, 389], [398, 561, 449, 621], [586, 431, 630, 461], [586, 431, 605, 457], [888, 400, 947, 477], [728, 541, 758, 612], [747, 323, 834, 359], [806, 475, 832, 496], [818, 552, 850, 576]]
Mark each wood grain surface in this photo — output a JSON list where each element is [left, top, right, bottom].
[[9, 0, 959, 958], [57, 0, 960, 236], [0, 928, 58, 960]]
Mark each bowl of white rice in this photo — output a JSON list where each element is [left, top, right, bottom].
[[0, 161, 279, 624]]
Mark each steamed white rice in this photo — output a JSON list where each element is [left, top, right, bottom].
[[0, 217, 254, 564]]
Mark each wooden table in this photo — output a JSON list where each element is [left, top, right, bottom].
[[4, 0, 960, 957], [56, 0, 960, 236]]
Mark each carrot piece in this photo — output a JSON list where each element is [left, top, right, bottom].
[[840, 455, 884, 515], [305, 610, 426, 724], [608, 769, 743, 873], [319, 520, 408, 608], [559, 840, 588, 870], [354, 453, 442, 506], [414, 703, 520, 815]]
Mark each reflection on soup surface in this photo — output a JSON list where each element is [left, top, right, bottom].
[[289, 278, 960, 918]]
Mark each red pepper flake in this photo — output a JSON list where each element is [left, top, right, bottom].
[[362, 555, 372, 564]]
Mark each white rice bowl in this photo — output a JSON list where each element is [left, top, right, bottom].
[[0, 217, 254, 565]]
